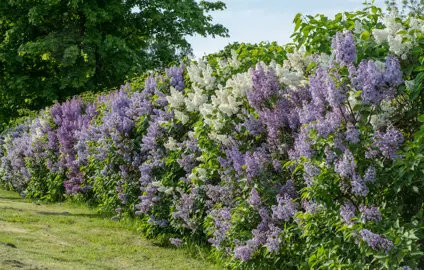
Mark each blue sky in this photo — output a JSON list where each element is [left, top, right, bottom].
[[188, 0, 389, 57]]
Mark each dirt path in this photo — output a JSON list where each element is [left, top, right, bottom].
[[0, 189, 217, 270]]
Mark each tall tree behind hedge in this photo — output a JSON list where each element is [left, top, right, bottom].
[[0, 0, 228, 127]]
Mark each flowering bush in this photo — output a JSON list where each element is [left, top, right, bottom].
[[0, 3, 423, 269]]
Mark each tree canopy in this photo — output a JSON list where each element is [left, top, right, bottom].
[[0, 0, 228, 127]]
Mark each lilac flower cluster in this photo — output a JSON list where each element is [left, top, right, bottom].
[[51, 98, 96, 194], [340, 200, 356, 225], [349, 56, 403, 105], [0, 124, 32, 192], [208, 208, 232, 248], [360, 229, 393, 252], [249, 188, 261, 206], [372, 127, 404, 160], [272, 194, 297, 222], [248, 65, 280, 111], [360, 205, 382, 223], [166, 64, 185, 91], [169, 238, 183, 247], [332, 31, 357, 66]]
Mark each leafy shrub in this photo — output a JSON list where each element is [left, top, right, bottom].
[[1, 3, 423, 269]]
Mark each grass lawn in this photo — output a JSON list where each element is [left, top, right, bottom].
[[0, 189, 218, 270]]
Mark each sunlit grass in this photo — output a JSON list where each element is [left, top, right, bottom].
[[0, 189, 219, 270]]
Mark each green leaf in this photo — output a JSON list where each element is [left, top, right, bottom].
[[360, 31, 370, 40], [414, 66, 424, 72]]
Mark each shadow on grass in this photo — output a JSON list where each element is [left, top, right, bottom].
[[0, 196, 24, 201], [0, 206, 25, 212], [0, 206, 99, 219], [36, 211, 100, 219]]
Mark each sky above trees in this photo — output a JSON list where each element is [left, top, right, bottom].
[[188, 0, 388, 56]]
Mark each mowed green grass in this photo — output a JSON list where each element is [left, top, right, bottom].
[[0, 189, 218, 270]]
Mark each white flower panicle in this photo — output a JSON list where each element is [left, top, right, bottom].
[[189, 167, 208, 183], [185, 85, 209, 112], [187, 61, 216, 91], [226, 72, 252, 99], [372, 11, 424, 59], [174, 110, 189, 124], [283, 48, 314, 75], [164, 137, 180, 151], [211, 85, 242, 116], [166, 87, 185, 109]]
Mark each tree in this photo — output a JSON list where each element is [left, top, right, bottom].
[[0, 0, 228, 127]]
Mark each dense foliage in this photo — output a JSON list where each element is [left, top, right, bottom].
[[1, 3, 423, 269], [0, 0, 228, 128]]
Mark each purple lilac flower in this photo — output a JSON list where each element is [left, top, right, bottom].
[[349, 56, 403, 105], [326, 71, 346, 107], [241, 116, 265, 136], [302, 200, 319, 214], [373, 127, 404, 160], [314, 109, 343, 138], [360, 229, 393, 252], [303, 162, 320, 186], [291, 127, 314, 159], [148, 215, 169, 227], [265, 225, 282, 252], [340, 200, 356, 224], [250, 228, 267, 247], [205, 185, 233, 205], [309, 68, 329, 111], [351, 174, 369, 197], [364, 166, 377, 183], [248, 64, 280, 111], [272, 194, 297, 221], [332, 31, 357, 66], [169, 238, 183, 247], [172, 192, 196, 229], [360, 205, 382, 223], [166, 64, 185, 91], [335, 150, 356, 178], [234, 245, 255, 261], [135, 182, 159, 215], [273, 159, 282, 171], [334, 135, 347, 152], [245, 148, 268, 180], [384, 55, 403, 86], [225, 145, 245, 176], [324, 147, 337, 164], [178, 153, 198, 173], [259, 97, 294, 145], [298, 101, 322, 125], [249, 188, 261, 206], [1, 125, 32, 192], [209, 208, 232, 248], [280, 180, 298, 199], [345, 124, 360, 143], [51, 98, 95, 194]]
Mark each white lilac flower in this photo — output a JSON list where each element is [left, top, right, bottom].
[[164, 137, 179, 151], [187, 61, 216, 90], [283, 47, 314, 74], [174, 110, 189, 124], [372, 29, 390, 45], [185, 87, 208, 112], [226, 72, 252, 98], [166, 87, 185, 108], [354, 20, 363, 34]]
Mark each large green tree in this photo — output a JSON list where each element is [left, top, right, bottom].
[[0, 0, 228, 126]]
